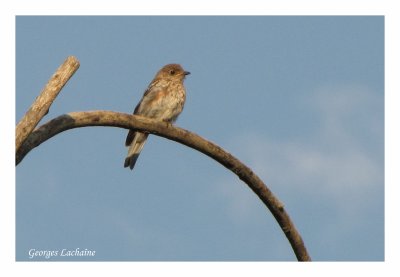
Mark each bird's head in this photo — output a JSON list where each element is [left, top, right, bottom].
[[157, 64, 190, 81]]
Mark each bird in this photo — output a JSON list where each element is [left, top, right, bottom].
[[124, 64, 190, 170]]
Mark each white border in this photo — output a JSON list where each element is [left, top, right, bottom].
[[2, 0, 399, 276]]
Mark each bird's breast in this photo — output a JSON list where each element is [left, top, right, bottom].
[[140, 82, 186, 122]]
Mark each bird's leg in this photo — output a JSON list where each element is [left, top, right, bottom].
[[163, 119, 173, 128]]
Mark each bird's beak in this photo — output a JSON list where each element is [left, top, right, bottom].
[[184, 71, 191, 76]]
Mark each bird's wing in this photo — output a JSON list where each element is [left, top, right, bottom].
[[125, 80, 165, 146], [135, 79, 167, 115], [125, 129, 136, 146]]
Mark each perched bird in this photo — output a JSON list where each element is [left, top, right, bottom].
[[124, 64, 190, 170]]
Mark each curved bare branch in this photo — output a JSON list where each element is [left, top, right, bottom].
[[16, 110, 311, 261]]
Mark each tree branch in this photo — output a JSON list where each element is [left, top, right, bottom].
[[15, 56, 80, 152], [16, 110, 311, 261]]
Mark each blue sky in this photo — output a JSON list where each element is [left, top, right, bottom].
[[15, 16, 384, 261]]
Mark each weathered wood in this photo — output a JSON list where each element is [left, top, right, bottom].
[[15, 56, 80, 152]]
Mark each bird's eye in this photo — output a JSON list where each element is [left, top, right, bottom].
[[169, 70, 176, 75]]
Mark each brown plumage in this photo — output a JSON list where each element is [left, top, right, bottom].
[[124, 64, 190, 170]]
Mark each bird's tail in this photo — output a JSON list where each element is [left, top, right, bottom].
[[124, 132, 149, 170]]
